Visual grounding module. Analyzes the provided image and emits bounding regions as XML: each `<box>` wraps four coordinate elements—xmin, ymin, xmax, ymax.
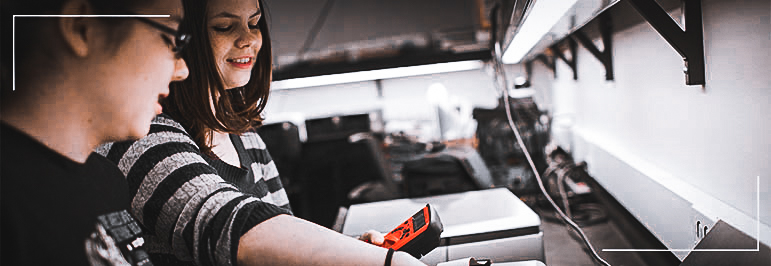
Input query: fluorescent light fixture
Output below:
<box><xmin>501</xmin><ymin>0</ymin><xmax>578</xmax><ymax>64</ymax></box>
<box><xmin>271</xmin><ymin>60</ymin><xmax>484</xmax><ymax>90</ymax></box>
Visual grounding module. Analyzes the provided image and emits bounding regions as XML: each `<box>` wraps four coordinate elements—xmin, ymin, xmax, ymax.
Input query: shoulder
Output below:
<box><xmin>150</xmin><ymin>113</ymin><xmax>189</xmax><ymax>135</ymax></box>
<box><xmin>238</xmin><ymin>129</ymin><xmax>267</xmax><ymax>150</ymax></box>
<box><xmin>95</xmin><ymin>114</ymin><xmax>200</xmax><ymax>167</ymax></box>
<box><xmin>141</xmin><ymin>114</ymin><xmax>196</xmax><ymax>146</ymax></box>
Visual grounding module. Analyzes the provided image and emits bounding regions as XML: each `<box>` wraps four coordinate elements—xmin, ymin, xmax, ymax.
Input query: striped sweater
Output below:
<box><xmin>96</xmin><ymin>114</ymin><xmax>292</xmax><ymax>266</ymax></box>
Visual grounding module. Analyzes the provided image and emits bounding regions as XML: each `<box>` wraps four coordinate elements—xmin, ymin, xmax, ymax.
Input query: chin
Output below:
<box><xmin>127</xmin><ymin>119</ymin><xmax>153</xmax><ymax>140</ymax></box>
<box><xmin>125</xmin><ymin>130</ymin><xmax>147</xmax><ymax>141</ymax></box>
<box><xmin>102</xmin><ymin>116</ymin><xmax>149</xmax><ymax>143</ymax></box>
<box><xmin>225</xmin><ymin>76</ymin><xmax>252</xmax><ymax>89</ymax></box>
<box><xmin>104</xmin><ymin>129</ymin><xmax>143</xmax><ymax>143</ymax></box>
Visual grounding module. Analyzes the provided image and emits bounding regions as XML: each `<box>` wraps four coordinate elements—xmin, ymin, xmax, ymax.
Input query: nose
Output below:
<box><xmin>235</xmin><ymin>26</ymin><xmax>261</xmax><ymax>49</ymax></box>
<box><xmin>172</xmin><ymin>57</ymin><xmax>189</xmax><ymax>81</ymax></box>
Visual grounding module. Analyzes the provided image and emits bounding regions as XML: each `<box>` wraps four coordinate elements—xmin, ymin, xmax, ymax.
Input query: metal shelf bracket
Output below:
<box><xmin>534</xmin><ymin>53</ymin><xmax>557</xmax><ymax>78</ymax></box>
<box><xmin>552</xmin><ymin>37</ymin><xmax>578</xmax><ymax>80</ymax></box>
<box><xmin>627</xmin><ymin>0</ymin><xmax>705</xmax><ymax>85</ymax></box>
<box><xmin>571</xmin><ymin>14</ymin><xmax>614</xmax><ymax>81</ymax></box>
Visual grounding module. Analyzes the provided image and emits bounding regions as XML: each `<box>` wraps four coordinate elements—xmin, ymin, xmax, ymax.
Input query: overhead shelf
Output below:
<box><xmin>519</xmin><ymin>0</ymin><xmax>705</xmax><ymax>86</ymax></box>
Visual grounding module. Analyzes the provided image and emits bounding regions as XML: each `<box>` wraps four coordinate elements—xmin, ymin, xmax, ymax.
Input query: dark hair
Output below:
<box><xmin>1</xmin><ymin>0</ymin><xmax>152</xmax><ymax>94</ymax></box>
<box><xmin>163</xmin><ymin>0</ymin><xmax>272</xmax><ymax>154</ymax></box>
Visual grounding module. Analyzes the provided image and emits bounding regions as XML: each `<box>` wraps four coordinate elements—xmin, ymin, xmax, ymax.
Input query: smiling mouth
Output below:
<box><xmin>226</xmin><ymin>57</ymin><xmax>254</xmax><ymax>65</ymax></box>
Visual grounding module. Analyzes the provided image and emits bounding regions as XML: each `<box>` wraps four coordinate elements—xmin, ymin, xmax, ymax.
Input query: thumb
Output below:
<box><xmin>360</xmin><ymin>229</ymin><xmax>386</xmax><ymax>245</ymax></box>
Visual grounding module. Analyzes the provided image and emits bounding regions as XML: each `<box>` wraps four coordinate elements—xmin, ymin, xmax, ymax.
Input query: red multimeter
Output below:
<box><xmin>376</xmin><ymin>204</ymin><xmax>443</xmax><ymax>258</ymax></box>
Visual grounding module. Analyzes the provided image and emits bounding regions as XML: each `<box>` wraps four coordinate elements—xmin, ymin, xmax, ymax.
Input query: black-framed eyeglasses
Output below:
<box><xmin>131</xmin><ymin>16</ymin><xmax>191</xmax><ymax>54</ymax></box>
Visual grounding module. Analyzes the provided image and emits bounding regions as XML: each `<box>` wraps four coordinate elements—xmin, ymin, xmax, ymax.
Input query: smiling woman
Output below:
<box><xmin>161</xmin><ymin>0</ymin><xmax>272</xmax><ymax>157</ymax></box>
<box><xmin>0</xmin><ymin>0</ymin><xmax>188</xmax><ymax>265</ymax></box>
<box><xmin>94</xmin><ymin>0</ymin><xmax>427</xmax><ymax>265</ymax></box>
<box><xmin>208</xmin><ymin>0</ymin><xmax>263</xmax><ymax>88</ymax></box>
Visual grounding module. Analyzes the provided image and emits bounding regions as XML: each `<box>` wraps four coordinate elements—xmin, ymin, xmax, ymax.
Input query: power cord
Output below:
<box><xmin>297</xmin><ymin>0</ymin><xmax>337</xmax><ymax>59</ymax></box>
<box><xmin>490</xmin><ymin>41</ymin><xmax>611</xmax><ymax>266</ymax></box>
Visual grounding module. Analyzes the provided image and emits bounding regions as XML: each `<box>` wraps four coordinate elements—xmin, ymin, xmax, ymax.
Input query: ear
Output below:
<box><xmin>58</xmin><ymin>0</ymin><xmax>95</xmax><ymax>57</ymax></box>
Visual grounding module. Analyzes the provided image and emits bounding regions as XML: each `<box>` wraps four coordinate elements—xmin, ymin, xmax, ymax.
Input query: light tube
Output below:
<box><xmin>501</xmin><ymin>0</ymin><xmax>578</xmax><ymax>64</ymax></box>
<box><xmin>271</xmin><ymin>60</ymin><xmax>484</xmax><ymax>90</ymax></box>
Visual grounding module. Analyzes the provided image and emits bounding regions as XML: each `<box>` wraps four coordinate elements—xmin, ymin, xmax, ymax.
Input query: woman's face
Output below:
<box><xmin>207</xmin><ymin>0</ymin><xmax>263</xmax><ymax>89</ymax></box>
<box><xmin>95</xmin><ymin>0</ymin><xmax>189</xmax><ymax>140</ymax></box>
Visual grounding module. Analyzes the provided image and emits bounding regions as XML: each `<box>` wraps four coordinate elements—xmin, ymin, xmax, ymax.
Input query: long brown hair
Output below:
<box><xmin>163</xmin><ymin>0</ymin><xmax>272</xmax><ymax>154</ymax></box>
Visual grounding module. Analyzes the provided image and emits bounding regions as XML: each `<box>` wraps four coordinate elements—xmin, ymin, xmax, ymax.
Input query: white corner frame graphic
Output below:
<box><xmin>603</xmin><ymin>176</ymin><xmax>762</xmax><ymax>252</ymax></box>
<box><xmin>12</xmin><ymin>14</ymin><xmax>171</xmax><ymax>91</ymax></box>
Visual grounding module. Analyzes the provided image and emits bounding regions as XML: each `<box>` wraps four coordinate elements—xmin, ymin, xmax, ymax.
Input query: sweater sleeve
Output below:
<box><xmin>238</xmin><ymin>130</ymin><xmax>292</xmax><ymax>211</ymax></box>
<box><xmin>95</xmin><ymin>114</ymin><xmax>291</xmax><ymax>266</ymax></box>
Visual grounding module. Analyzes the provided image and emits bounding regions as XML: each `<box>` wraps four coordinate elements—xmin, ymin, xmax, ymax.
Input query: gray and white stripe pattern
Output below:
<box><xmin>96</xmin><ymin>114</ymin><xmax>291</xmax><ymax>266</ymax></box>
<box><xmin>240</xmin><ymin>132</ymin><xmax>291</xmax><ymax>209</ymax></box>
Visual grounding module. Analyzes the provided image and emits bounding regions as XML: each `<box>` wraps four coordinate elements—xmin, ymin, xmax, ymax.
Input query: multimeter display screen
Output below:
<box><xmin>412</xmin><ymin>210</ymin><xmax>426</xmax><ymax>231</ymax></box>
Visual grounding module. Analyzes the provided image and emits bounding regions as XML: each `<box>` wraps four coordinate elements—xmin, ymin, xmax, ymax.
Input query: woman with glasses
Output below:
<box><xmin>96</xmin><ymin>0</ymin><xmax>426</xmax><ymax>265</ymax></box>
<box><xmin>0</xmin><ymin>0</ymin><xmax>188</xmax><ymax>265</ymax></box>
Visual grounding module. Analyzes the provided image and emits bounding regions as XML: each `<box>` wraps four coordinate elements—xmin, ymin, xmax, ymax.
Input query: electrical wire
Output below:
<box><xmin>297</xmin><ymin>0</ymin><xmax>336</xmax><ymax>58</ymax></box>
<box><xmin>557</xmin><ymin>167</ymin><xmax>572</xmax><ymax>218</ymax></box>
<box><xmin>559</xmin><ymin>161</ymin><xmax>582</xmax><ymax>218</ymax></box>
<box><xmin>490</xmin><ymin>42</ymin><xmax>611</xmax><ymax>266</ymax></box>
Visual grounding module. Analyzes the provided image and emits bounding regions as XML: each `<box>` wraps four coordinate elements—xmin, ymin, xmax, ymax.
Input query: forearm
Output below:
<box><xmin>237</xmin><ymin>214</ymin><xmax>426</xmax><ymax>266</ymax></box>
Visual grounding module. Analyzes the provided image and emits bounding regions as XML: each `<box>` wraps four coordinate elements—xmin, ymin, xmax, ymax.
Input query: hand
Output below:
<box><xmin>358</xmin><ymin>229</ymin><xmax>385</xmax><ymax>246</ymax></box>
<box><xmin>237</xmin><ymin>215</ymin><xmax>427</xmax><ymax>265</ymax></box>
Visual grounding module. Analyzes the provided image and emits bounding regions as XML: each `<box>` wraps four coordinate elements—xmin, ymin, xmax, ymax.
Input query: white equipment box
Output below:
<box><xmin>341</xmin><ymin>188</ymin><xmax>544</xmax><ymax>265</ymax></box>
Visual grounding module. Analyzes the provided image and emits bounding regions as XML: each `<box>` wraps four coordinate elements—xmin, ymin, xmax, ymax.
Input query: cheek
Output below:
<box><xmin>209</xmin><ymin>35</ymin><xmax>229</xmax><ymax>61</ymax></box>
<box><xmin>144</xmin><ymin>55</ymin><xmax>176</xmax><ymax>85</ymax></box>
<box><xmin>255</xmin><ymin>32</ymin><xmax>263</xmax><ymax>52</ymax></box>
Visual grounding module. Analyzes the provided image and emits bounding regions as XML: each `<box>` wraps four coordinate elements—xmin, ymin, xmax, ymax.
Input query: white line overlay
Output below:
<box><xmin>12</xmin><ymin>14</ymin><xmax>171</xmax><ymax>91</ymax></box>
<box><xmin>603</xmin><ymin>176</ymin><xmax>761</xmax><ymax>252</ymax></box>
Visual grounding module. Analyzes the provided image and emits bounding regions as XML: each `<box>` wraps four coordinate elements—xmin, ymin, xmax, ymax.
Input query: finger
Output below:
<box><xmin>364</xmin><ymin>229</ymin><xmax>385</xmax><ymax>245</ymax></box>
<box><xmin>357</xmin><ymin>233</ymin><xmax>371</xmax><ymax>243</ymax></box>
<box><xmin>358</xmin><ymin>231</ymin><xmax>373</xmax><ymax>242</ymax></box>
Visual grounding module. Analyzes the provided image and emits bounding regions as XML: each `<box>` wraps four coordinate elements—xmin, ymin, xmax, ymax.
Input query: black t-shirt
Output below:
<box><xmin>1</xmin><ymin>123</ymin><xmax>145</xmax><ymax>265</ymax></box>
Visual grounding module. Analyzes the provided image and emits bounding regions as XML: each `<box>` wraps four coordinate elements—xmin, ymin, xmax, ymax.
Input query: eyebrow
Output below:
<box><xmin>210</xmin><ymin>9</ymin><xmax>262</xmax><ymax>19</ymax></box>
